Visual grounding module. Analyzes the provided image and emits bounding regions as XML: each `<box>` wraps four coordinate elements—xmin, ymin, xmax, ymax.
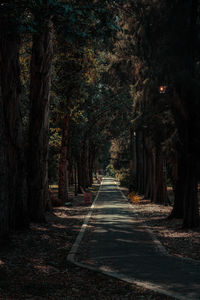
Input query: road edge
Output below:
<box><xmin>67</xmin><ymin>182</ymin><xmax>102</xmax><ymax>262</ymax></box>
<box><xmin>116</xmin><ymin>182</ymin><xmax>170</xmax><ymax>257</ymax></box>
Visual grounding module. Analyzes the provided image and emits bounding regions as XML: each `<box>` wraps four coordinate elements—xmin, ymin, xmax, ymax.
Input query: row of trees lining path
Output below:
<box><xmin>0</xmin><ymin>0</ymin><xmax>125</xmax><ymax>236</ymax></box>
<box><xmin>0</xmin><ymin>0</ymin><xmax>200</xmax><ymax>240</ymax></box>
<box><xmin>108</xmin><ymin>0</ymin><xmax>200</xmax><ymax>229</ymax></box>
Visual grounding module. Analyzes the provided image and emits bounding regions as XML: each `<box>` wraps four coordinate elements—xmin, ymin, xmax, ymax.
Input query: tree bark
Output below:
<box><xmin>80</xmin><ymin>143</ymin><xmax>87</xmax><ymax>188</ymax></box>
<box><xmin>170</xmin><ymin>1</ymin><xmax>200</xmax><ymax>227</ymax></box>
<box><xmin>0</xmin><ymin>32</ymin><xmax>28</xmax><ymax>235</ymax></box>
<box><xmin>182</xmin><ymin>157</ymin><xmax>199</xmax><ymax>227</ymax></box>
<box><xmin>144</xmin><ymin>139</ymin><xmax>153</xmax><ymax>200</ymax></box>
<box><xmin>171</xmin><ymin>89</ymin><xmax>200</xmax><ymax>227</ymax></box>
<box><xmin>28</xmin><ymin>16</ymin><xmax>53</xmax><ymax>222</ymax></box>
<box><xmin>0</xmin><ymin>73</ymin><xmax>9</xmax><ymax>238</ymax></box>
<box><xmin>143</xmin><ymin>141</ymin><xmax>148</xmax><ymax>198</ymax></box>
<box><xmin>152</xmin><ymin>148</ymin><xmax>168</xmax><ymax>204</ymax></box>
<box><xmin>74</xmin><ymin>163</ymin><xmax>78</xmax><ymax>196</ymax></box>
<box><xmin>58</xmin><ymin>114</ymin><xmax>70</xmax><ymax>203</ymax></box>
<box><xmin>168</xmin><ymin>153</ymin><xmax>184</xmax><ymax>219</ymax></box>
<box><xmin>88</xmin><ymin>144</ymin><xmax>96</xmax><ymax>186</ymax></box>
<box><xmin>79</xmin><ymin>138</ymin><xmax>89</xmax><ymax>189</ymax></box>
<box><xmin>85</xmin><ymin>139</ymin><xmax>90</xmax><ymax>187</ymax></box>
<box><xmin>136</xmin><ymin>131</ymin><xmax>144</xmax><ymax>194</ymax></box>
<box><xmin>77</xmin><ymin>158</ymin><xmax>82</xmax><ymax>192</ymax></box>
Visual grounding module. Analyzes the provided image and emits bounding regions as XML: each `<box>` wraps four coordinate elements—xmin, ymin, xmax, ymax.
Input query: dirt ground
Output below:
<box><xmin>0</xmin><ymin>181</ymin><xmax>190</xmax><ymax>300</ymax></box>
<box><xmin>120</xmin><ymin>186</ymin><xmax>200</xmax><ymax>261</ymax></box>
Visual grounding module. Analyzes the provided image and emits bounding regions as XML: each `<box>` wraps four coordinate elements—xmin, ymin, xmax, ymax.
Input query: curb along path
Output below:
<box><xmin>67</xmin><ymin>178</ymin><xmax>200</xmax><ymax>300</ymax></box>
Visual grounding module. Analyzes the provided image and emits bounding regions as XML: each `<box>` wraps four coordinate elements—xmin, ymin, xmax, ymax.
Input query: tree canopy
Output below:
<box><xmin>0</xmin><ymin>0</ymin><xmax>200</xmax><ymax>239</ymax></box>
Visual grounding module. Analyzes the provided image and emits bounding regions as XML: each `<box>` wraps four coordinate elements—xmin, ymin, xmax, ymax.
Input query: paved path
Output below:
<box><xmin>68</xmin><ymin>178</ymin><xmax>200</xmax><ymax>300</ymax></box>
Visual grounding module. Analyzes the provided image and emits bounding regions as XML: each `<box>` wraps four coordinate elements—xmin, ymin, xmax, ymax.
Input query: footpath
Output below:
<box><xmin>68</xmin><ymin>178</ymin><xmax>200</xmax><ymax>300</ymax></box>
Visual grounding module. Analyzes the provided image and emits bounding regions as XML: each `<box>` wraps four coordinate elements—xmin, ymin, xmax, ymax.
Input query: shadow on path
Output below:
<box><xmin>71</xmin><ymin>178</ymin><xmax>200</xmax><ymax>300</ymax></box>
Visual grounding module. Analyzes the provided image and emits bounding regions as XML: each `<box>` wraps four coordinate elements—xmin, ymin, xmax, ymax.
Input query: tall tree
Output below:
<box><xmin>118</xmin><ymin>0</ymin><xmax>200</xmax><ymax>227</ymax></box>
<box><xmin>0</xmin><ymin>2</ymin><xmax>28</xmax><ymax>237</ymax></box>
<box><xmin>27</xmin><ymin>1</ymin><xmax>53</xmax><ymax>222</ymax></box>
<box><xmin>170</xmin><ymin>0</ymin><xmax>200</xmax><ymax>227</ymax></box>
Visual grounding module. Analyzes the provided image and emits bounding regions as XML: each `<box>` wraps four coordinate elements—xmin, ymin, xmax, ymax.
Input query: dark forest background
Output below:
<box><xmin>0</xmin><ymin>0</ymin><xmax>200</xmax><ymax>244</ymax></box>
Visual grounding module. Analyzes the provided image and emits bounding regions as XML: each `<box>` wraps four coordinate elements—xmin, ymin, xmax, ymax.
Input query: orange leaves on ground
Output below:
<box><xmin>128</xmin><ymin>192</ymin><xmax>140</xmax><ymax>203</ymax></box>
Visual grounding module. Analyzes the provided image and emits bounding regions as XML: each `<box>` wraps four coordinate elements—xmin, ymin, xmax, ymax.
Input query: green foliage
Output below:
<box><xmin>105</xmin><ymin>164</ymin><xmax>116</xmax><ymax>177</ymax></box>
<box><xmin>118</xmin><ymin>171</ymin><xmax>130</xmax><ymax>187</ymax></box>
<box><xmin>117</xmin><ymin>169</ymin><xmax>136</xmax><ymax>188</ymax></box>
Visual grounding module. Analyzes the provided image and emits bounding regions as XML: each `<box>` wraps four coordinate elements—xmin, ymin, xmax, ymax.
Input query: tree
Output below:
<box><xmin>0</xmin><ymin>1</ymin><xmax>29</xmax><ymax>237</ymax></box>
<box><xmin>27</xmin><ymin>1</ymin><xmax>53</xmax><ymax>222</ymax></box>
<box><xmin>167</xmin><ymin>0</ymin><xmax>200</xmax><ymax>227</ymax></box>
<box><xmin>115</xmin><ymin>0</ymin><xmax>200</xmax><ymax>227</ymax></box>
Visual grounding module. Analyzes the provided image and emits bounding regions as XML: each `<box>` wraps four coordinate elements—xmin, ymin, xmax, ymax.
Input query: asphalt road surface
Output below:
<box><xmin>73</xmin><ymin>178</ymin><xmax>200</xmax><ymax>300</ymax></box>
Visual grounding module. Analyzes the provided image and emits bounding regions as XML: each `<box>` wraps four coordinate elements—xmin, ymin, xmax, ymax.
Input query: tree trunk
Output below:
<box><xmin>28</xmin><ymin>16</ymin><xmax>53</xmax><ymax>222</ymax></box>
<box><xmin>0</xmin><ymin>74</ymin><xmax>9</xmax><ymax>238</ymax></box>
<box><xmin>152</xmin><ymin>148</ymin><xmax>168</xmax><ymax>204</ymax></box>
<box><xmin>182</xmin><ymin>157</ymin><xmax>199</xmax><ymax>228</ymax></box>
<box><xmin>129</xmin><ymin>128</ymin><xmax>136</xmax><ymax>190</ymax></box>
<box><xmin>58</xmin><ymin>114</ymin><xmax>70</xmax><ymax>203</ymax></box>
<box><xmin>144</xmin><ymin>139</ymin><xmax>153</xmax><ymax>200</ymax></box>
<box><xmin>170</xmin><ymin>119</ymin><xmax>200</xmax><ymax>226</ymax></box>
<box><xmin>136</xmin><ymin>131</ymin><xmax>144</xmax><ymax>194</ymax></box>
<box><xmin>68</xmin><ymin>163</ymin><xmax>73</xmax><ymax>186</ymax></box>
<box><xmin>143</xmin><ymin>141</ymin><xmax>148</xmax><ymax>198</ymax></box>
<box><xmin>149</xmin><ymin>154</ymin><xmax>154</xmax><ymax>201</ymax></box>
<box><xmin>81</xmin><ymin>147</ymin><xmax>87</xmax><ymax>189</ymax></box>
<box><xmin>88</xmin><ymin>145</ymin><xmax>96</xmax><ymax>186</ymax></box>
<box><xmin>0</xmin><ymin>33</ymin><xmax>28</xmax><ymax>235</ymax></box>
<box><xmin>74</xmin><ymin>164</ymin><xmax>78</xmax><ymax>196</ymax></box>
<box><xmin>171</xmin><ymin>91</ymin><xmax>200</xmax><ymax>227</ymax></box>
<box><xmin>77</xmin><ymin>158</ymin><xmax>82</xmax><ymax>192</ymax></box>
<box><xmin>168</xmin><ymin>153</ymin><xmax>184</xmax><ymax>219</ymax></box>
<box><xmin>129</xmin><ymin>128</ymin><xmax>135</xmax><ymax>167</ymax></box>
<box><xmin>80</xmin><ymin>139</ymin><xmax>89</xmax><ymax>189</ymax></box>
<box><xmin>85</xmin><ymin>139</ymin><xmax>90</xmax><ymax>187</ymax></box>
<box><xmin>169</xmin><ymin>1</ymin><xmax>200</xmax><ymax>227</ymax></box>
